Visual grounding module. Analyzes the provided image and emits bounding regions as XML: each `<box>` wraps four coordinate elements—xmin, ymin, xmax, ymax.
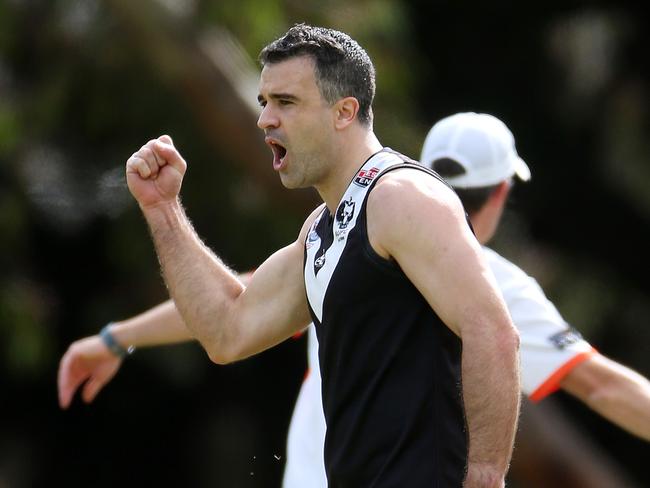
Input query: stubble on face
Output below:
<box><xmin>258</xmin><ymin>56</ymin><xmax>335</xmax><ymax>190</ymax></box>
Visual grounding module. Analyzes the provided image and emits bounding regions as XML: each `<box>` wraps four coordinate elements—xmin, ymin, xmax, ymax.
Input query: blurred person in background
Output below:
<box><xmin>59</xmin><ymin>25</ymin><xmax>521</xmax><ymax>488</ymax></box>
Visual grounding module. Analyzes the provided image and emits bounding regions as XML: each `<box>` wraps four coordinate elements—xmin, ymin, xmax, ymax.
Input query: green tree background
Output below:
<box><xmin>0</xmin><ymin>1</ymin><xmax>648</xmax><ymax>486</ymax></box>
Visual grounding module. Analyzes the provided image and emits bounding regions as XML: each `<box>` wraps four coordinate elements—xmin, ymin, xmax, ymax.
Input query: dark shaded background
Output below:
<box><xmin>1</xmin><ymin>1</ymin><xmax>648</xmax><ymax>486</ymax></box>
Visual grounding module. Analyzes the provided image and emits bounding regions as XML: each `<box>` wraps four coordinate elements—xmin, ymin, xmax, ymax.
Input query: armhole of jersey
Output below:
<box><xmin>528</xmin><ymin>347</ymin><xmax>598</xmax><ymax>403</ymax></box>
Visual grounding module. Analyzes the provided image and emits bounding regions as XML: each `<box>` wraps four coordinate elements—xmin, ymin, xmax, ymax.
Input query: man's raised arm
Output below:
<box><xmin>125</xmin><ymin>135</ymin><xmax>313</xmax><ymax>364</ymax></box>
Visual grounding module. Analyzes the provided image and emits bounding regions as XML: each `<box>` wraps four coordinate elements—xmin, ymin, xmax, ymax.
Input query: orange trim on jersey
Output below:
<box><xmin>529</xmin><ymin>347</ymin><xmax>597</xmax><ymax>403</ymax></box>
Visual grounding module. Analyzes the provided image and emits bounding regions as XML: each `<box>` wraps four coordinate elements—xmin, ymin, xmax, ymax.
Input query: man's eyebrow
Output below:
<box><xmin>258</xmin><ymin>93</ymin><xmax>299</xmax><ymax>103</ymax></box>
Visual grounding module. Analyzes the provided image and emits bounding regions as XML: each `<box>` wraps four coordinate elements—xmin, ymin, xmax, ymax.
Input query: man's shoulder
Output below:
<box><xmin>366</xmin><ymin>168</ymin><xmax>468</xmax><ymax>259</ymax></box>
<box><xmin>370</xmin><ymin>165</ymin><xmax>458</xmax><ymax>207</ymax></box>
<box><xmin>368</xmin><ymin>172</ymin><xmax>461</xmax><ymax>244</ymax></box>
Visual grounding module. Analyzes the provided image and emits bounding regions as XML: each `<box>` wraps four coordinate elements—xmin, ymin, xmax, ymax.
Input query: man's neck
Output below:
<box><xmin>317</xmin><ymin>130</ymin><xmax>383</xmax><ymax>213</ymax></box>
<box><xmin>467</xmin><ymin>211</ymin><xmax>491</xmax><ymax>246</ymax></box>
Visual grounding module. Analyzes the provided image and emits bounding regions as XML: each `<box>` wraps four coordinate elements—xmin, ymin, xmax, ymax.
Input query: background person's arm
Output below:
<box><xmin>368</xmin><ymin>170</ymin><xmax>521</xmax><ymax>488</ymax></box>
<box><xmin>57</xmin><ymin>272</ymin><xmax>257</xmax><ymax>409</ymax></box>
<box><xmin>487</xmin><ymin>249</ymin><xmax>650</xmax><ymax>442</ymax></box>
<box><xmin>560</xmin><ymin>352</ymin><xmax>650</xmax><ymax>441</ymax></box>
<box><xmin>57</xmin><ymin>299</ymin><xmax>189</xmax><ymax>409</ymax></box>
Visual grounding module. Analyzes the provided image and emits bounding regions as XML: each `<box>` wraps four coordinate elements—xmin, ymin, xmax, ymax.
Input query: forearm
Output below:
<box><xmin>142</xmin><ymin>200</ymin><xmax>245</xmax><ymax>363</ymax></box>
<box><xmin>462</xmin><ymin>326</ymin><xmax>521</xmax><ymax>483</ymax></box>
<box><xmin>562</xmin><ymin>354</ymin><xmax>650</xmax><ymax>441</ymax></box>
<box><xmin>110</xmin><ymin>299</ymin><xmax>194</xmax><ymax>349</ymax></box>
<box><xmin>590</xmin><ymin>379</ymin><xmax>650</xmax><ymax>441</ymax></box>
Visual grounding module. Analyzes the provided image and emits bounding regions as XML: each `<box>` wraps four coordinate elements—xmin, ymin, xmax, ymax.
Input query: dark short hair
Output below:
<box><xmin>431</xmin><ymin>158</ymin><xmax>500</xmax><ymax>215</ymax></box>
<box><xmin>259</xmin><ymin>23</ymin><xmax>376</xmax><ymax>126</ymax></box>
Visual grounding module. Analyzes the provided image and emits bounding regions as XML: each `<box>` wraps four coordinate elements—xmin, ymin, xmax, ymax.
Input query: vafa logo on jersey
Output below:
<box><xmin>306</xmin><ymin>228</ymin><xmax>319</xmax><ymax>250</ymax></box>
<box><xmin>305</xmin><ymin>212</ymin><xmax>324</xmax><ymax>250</ymax></box>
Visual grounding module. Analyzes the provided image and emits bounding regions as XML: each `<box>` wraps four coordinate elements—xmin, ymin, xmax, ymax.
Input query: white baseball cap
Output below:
<box><xmin>420</xmin><ymin>112</ymin><xmax>531</xmax><ymax>188</ymax></box>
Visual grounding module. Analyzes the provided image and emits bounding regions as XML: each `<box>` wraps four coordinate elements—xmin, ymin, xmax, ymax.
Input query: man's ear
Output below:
<box><xmin>334</xmin><ymin>97</ymin><xmax>360</xmax><ymax>129</ymax></box>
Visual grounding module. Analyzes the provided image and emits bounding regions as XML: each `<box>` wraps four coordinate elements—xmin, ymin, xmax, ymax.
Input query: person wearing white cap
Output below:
<box><xmin>280</xmin><ymin>112</ymin><xmax>650</xmax><ymax>488</ymax></box>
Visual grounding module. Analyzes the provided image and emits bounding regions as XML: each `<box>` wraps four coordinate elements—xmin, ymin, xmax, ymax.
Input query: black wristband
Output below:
<box><xmin>100</xmin><ymin>324</ymin><xmax>135</xmax><ymax>359</ymax></box>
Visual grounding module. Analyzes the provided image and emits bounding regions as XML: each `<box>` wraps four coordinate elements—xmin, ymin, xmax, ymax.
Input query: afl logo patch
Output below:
<box><xmin>353</xmin><ymin>166</ymin><xmax>380</xmax><ymax>187</ymax></box>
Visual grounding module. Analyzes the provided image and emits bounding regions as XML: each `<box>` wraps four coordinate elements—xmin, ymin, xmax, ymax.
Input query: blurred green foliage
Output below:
<box><xmin>0</xmin><ymin>0</ymin><xmax>648</xmax><ymax>487</ymax></box>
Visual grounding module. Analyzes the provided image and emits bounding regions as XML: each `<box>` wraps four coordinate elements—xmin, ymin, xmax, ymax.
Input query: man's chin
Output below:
<box><xmin>279</xmin><ymin>173</ymin><xmax>305</xmax><ymax>190</ymax></box>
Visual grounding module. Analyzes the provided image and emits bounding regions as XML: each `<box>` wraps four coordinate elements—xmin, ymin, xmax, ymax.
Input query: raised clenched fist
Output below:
<box><xmin>126</xmin><ymin>135</ymin><xmax>187</xmax><ymax>209</ymax></box>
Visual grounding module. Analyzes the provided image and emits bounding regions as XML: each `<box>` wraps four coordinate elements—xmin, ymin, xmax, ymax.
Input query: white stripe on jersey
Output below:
<box><xmin>304</xmin><ymin>151</ymin><xmax>403</xmax><ymax>322</ymax></box>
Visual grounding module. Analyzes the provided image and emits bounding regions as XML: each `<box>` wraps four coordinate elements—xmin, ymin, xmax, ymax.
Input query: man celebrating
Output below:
<box><xmin>115</xmin><ymin>25</ymin><xmax>519</xmax><ymax>486</ymax></box>
<box><xmin>59</xmin><ymin>26</ymin><xmax>520</xmax><ymax>486</ymax></box>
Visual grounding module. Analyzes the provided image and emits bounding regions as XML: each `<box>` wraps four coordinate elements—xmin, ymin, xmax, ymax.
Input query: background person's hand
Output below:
<box><xmin>57</xmin><ymin>335</ymin><xmax>123</xmax><ymax>409</ymax></box>
<box><xmin>126</xmin><ymin>135</ymin><xmax>187</xmax><ymax>209</ymax></box>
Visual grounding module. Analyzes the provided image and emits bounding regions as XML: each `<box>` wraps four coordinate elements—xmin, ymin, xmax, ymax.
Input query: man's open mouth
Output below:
<box><xmin>270</xmin><ymin>141</ymin><xmax>287</xmax><ymax>168</ymax></box>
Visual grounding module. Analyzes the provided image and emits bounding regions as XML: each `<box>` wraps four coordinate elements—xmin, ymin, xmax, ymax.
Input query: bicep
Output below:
<box><xmin>228</xmin><ymin>208</ymin><xmax>323</xmax><ymax>360</ymax></box>
<box><xmin>371</xmin><ymin>178</ymin><xmax>510</xmax><ymax>337</ymax></box>
<box><xmin>228</xmin><ymin>241</ymin><xmax>311</xmax><ymax>359</ymax></box>
<box><xmin>403</xmin><ymin>216</ymin><xmax>502</xmax><ymax>337</ymax></box>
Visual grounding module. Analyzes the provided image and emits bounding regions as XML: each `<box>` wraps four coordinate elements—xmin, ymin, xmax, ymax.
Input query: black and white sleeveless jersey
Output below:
<box><xmin>304</xmin><ymin>148</ymin><xmax>468</xmax><ymax>487</ymax></box>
